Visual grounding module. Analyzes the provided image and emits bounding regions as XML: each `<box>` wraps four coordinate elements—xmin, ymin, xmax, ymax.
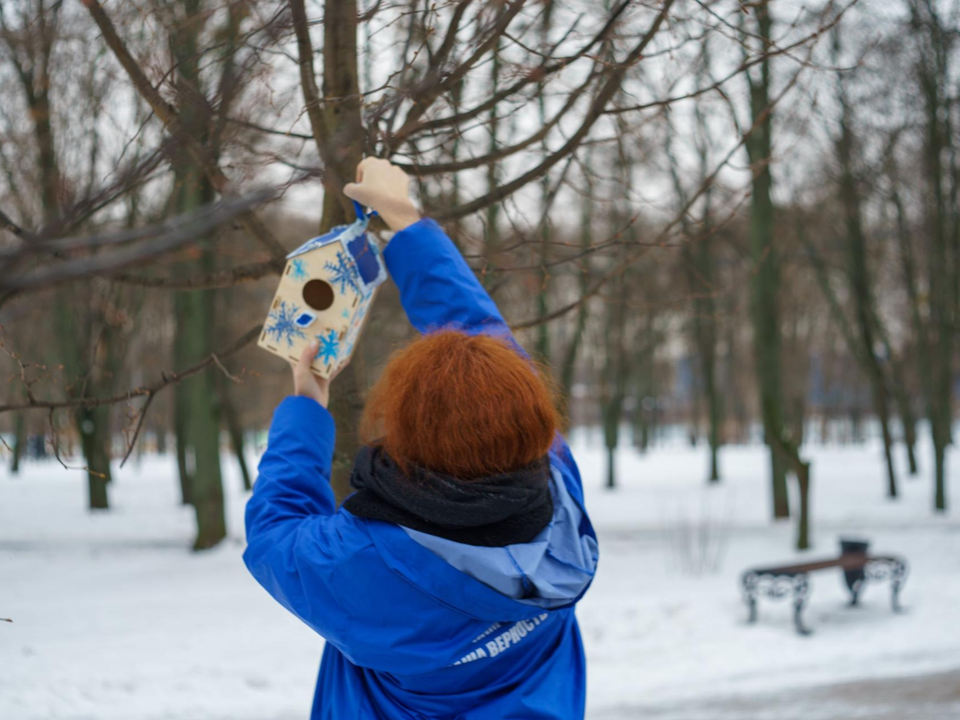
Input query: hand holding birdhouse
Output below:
<box><xmin>292</xmin><ymin>340</ymin><xmax>331</xmax><ymax>407</ymax></box>
<box><xmin>344</xmin><ymin>157</ymin><xmax>421</xmax><ymax>232</ymax></box>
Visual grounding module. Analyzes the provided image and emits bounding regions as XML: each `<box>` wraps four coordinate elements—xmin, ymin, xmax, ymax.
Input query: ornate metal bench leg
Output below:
<box><xmin>742</xmin><ymin>572</ymin><xmax>759</xmax><ymax>624</ymax></box>
<box><xmin>865</xmin><ymin>558</ymin><xmax>908</xmax><ymax>613</ymax></box>
<box><xmin>890</xmin><ymin>559</ymin><xmax>907</xmax><ymax>613</ymax></box>
<box><xmin>793</xmin><ymin>575</ymin><xmax>812</xmax><ymax>636</ymax></box>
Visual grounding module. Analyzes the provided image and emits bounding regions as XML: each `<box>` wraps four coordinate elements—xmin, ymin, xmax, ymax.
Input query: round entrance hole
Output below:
<box><xmin>303</xmin><ymin>279</ymin><xmax>335</xmax><ymax>311</ymax></box>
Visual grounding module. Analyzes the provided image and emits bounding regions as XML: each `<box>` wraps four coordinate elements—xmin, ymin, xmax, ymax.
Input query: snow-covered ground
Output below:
<box><xmin>1</xmin><ymin>432</ymin><xmax>959</xmax><ymax>719</ymax></box>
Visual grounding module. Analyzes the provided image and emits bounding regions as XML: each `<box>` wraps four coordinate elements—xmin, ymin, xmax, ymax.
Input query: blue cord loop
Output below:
<box><xmin>351</xmin><ymin>200</ymin><xmax>378</xmax><ymax>221</ymax></box>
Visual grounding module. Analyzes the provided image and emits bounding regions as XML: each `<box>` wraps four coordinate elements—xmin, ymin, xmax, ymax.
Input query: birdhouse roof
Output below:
<box><xmin>287</xmin><ymin>215</ymin><xmax>370</xmax><ymax>259</ymax></box>
<box><xmin>286</xmin><ymin>211</ymin><xmax>387</xmax><ymax>292</ymax></box>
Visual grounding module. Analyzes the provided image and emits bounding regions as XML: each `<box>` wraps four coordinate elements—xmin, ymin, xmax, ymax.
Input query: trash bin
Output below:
<box><xmin>840</xmin><ymin>537</ymin><xmax>870</xmax><ymax>604</ymax></box>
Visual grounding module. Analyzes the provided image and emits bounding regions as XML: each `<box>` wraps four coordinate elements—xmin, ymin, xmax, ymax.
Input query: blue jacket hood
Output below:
<box><xmin>401</xmin><ymin>462</ymin><xmax>598</xmax><ymax>610</ymax></box>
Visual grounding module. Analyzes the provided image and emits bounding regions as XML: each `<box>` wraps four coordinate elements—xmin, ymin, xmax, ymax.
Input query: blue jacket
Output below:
<box><xmin>244</xmin><ymin>218</ymin><xmax>599</xmax><ymax>719</ymax></box>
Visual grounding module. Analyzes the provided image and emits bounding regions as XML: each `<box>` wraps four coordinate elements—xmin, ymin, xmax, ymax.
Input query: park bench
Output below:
<box><xmin>740</xmin><ymin>539</ymin><xmax>908</xmax><ymax>635</ymax></box>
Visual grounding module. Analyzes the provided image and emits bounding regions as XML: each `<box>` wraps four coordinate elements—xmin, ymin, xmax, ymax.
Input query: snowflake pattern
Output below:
<box><xmin>290</xmin><ymin>258</ymin><xmax>309</xmax><ymax>281</ymax></box>
<box><xmin>265</xmin><ymin>301</ymin><xmax>308</xmax><ymax>347</ymax></box>
<box><xmin>324</xmin><ymin>251</ymin><xmax>360</xmax><ymax>295</ymax></box>
<box><xmin>315</xmin><ymin>329</ymin><xmax>340</xmax><ymax>364</ymax></box>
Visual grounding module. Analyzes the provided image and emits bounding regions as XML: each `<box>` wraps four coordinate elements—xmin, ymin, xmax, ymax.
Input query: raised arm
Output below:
<box><xmin>243</xmin><ymin>346</ymin><xmax>343</xmax><ymax>640</ymax></box>
<box><xmin>244</xmin><ymin>395</ymin><xmax>336</xmax><ymax>533</ymax></box>
<box><xmin>382</xmin><ymin>218</ymin><xmax>510</xmax><ymax>338</ymax></box>
<box><xmin>345</xmin><ymin>157</ymin><xmax>511</xmax><ymax>340</ymax></box>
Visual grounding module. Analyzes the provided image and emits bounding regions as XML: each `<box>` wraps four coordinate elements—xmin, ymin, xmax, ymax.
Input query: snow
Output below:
<box><xmin>1</xmin><ymin>432</ymin><xmax>959</xmax><ymax>719</ymax></box>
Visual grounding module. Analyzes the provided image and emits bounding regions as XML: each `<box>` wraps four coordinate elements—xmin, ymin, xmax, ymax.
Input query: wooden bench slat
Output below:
<box><xmin>746</xmin><ymin>554</ymin><xmax>901</xmax><ymax>576</ymax></box>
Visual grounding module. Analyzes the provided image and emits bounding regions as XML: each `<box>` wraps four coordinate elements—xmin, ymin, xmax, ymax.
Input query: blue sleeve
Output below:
<box><xmin>383</xmin><ymin>217</ymin><xmax>512</xmax><ymax>340</ymax></box>
<box><xmin>242</xmin><ymin>396</ymin><xmax>355</xmax><ymax>643</ymax></box>
<box><xmin>245</xmin><ymin>396</ymin><xmax>337</xmax><ymax>523</ymax></box>
<box><xmin>383</xmin><ymin>217</ymin><xmax>584</xmax><ymax>496</ymax></box>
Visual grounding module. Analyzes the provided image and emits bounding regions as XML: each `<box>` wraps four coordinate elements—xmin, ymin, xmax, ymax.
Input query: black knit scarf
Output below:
<box><xmin>342</xmin><ymin>445</ymin><xmax>554</xmax><ymax>547</ymax></box>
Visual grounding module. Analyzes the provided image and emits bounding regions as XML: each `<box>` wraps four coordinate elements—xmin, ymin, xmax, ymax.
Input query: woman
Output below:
<box><xmin>244</xmin><ymin>158</ymin><xmax>599</xmax><ymax>719</ymax></box>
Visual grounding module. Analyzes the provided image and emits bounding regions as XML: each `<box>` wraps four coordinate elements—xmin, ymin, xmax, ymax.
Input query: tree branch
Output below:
<box><xmin>0</xmin><ymin>325</ymin><xmax>262</xmax><ymax>414</ymax></box>
<box><xmin>0</xmin><ymin>208</ymin><xmax>25</xmax><ymax>237</ymax></box>
<box><xmin>433</xmin><ymin>0</ymin><xmax>676</xmax><ymax>220</ymax></box>
<box><xmin>82</xmin><ymin>0</ymin><xmax>288</xmax><ymax>263</ymax></box>
<box><xmin>289</xmin><ymin>0</ymin><xmax>330</xmax><ymax>153</ymax></box>
<box><xmin>388</xmin><ymin>0</ymin><xmax>522</xmax><ymax>145</ymax></box>
<box><xmin>388</xmin><ymin>0</ymin><xmax>631</xmax><ymax>144</ymax></box>
<box><xmin>109</xmin><ymin>258</ymin><xmax>278</xmax><ymax>290</ymax></box>
<box><xmin>0</xmin><ymin>189</ymin><xmax>277</xmax><ymax>295</ymax></box>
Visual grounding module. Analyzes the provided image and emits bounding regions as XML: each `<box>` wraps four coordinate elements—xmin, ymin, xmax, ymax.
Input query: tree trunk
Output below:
<box><xmin>601</xmin><ymin>286</ymin><xmax>627</xmax><ymax>489</ymax></box>
<box><xmin>314</xmin><ymin>0</ymin><xmax>366</xmax><ymax>503</ymax></box>
<box><xmin>155</xmin><ymin>423</ymin><xmax>168</xmax><ymax>455</ymax></box>
<box><xmin>795</xmin><ymin>457</ymin><xmax>811</xmax><ymax>551</ymax></box>
<box><xmin>534</xmin><ymin>5</ymin><xmax>554</xmax><ymax>363</ymax></box>
<box><xmin>934</xmin><ymin>432</ymin><xmax>947</xmax><ymax>511</ymax></box>
<box><xmin>604</xmin><ymin>444</ymin><xmax>616</xmax><ymax>489</ymax></box>
<box><xmin>559</xmin><ymin>146</ymin><xmax>594</xmax><ymax>401</ymax></box>
<box><xmin>601</xmin><ymin>372</ymin><xmax>624</xmax><ymax>490</ymax></box>
<box><xmin>631</xmin><ymin>319</ymin><xmax>657</xmax><ymax>453</ymax></box>
<box><xmin>53</xmin><ymin>296</ymin><xmax>114</xmax><ymax>508</ymax></box>
<box><xmin>888</xmin><ymin>356</ymin><xmax>919</xmax><ymax>476</ymax></box>
<box><xmin>913</xmin><ymin>0</ymin><xmax>953</xmax><ymax>512</ymax></box>
<box><xmin>173</xmin><ymin>400</ymin><xmax>193</xmax><ymax>502</ymax></box>
<box><xmin>744</xmin><ymin>0</ymin><xmax>790</xmax><ymax>519</ymax></box>
<box><xmin>725</xmin><ymin>312</ymin><xmax>748</xmax><ymax>444</ymax></box>
<box><xmin>891</xmin><ymin>176</ymin><xmax>931</xmax><ymax>480</ymax></box>
<box><xmin>695</xmin><ymin>44</ymin><xmax>722</xmax><ymax>481</ymax></box>
<box><xmin>12</xmin><ymin>2</ymin><xmax>112</xmax><ymax>507</ymax></box>
<box><xmin>832</xmin><ymin>30</ymin><xmax>897</xmax><ymax>498</ymax></box>
<box><xmin>78</xmin><ymin>405</ymin><xmax>110</xmax><ymax>510</ymax></box>
<box><xmin>176</xmin><ymin>272</ymin><xmax>225</xmax><ymax>548</ymax></box>
<box><xmin>170</xmin><ymin>1</ymin><xmax>226</xmax><ymax>548</ymax></box>
<box><xmin>173</xmin><ymin>295</ymin><xmax>194</xmax><ymax>506</ymax></box>
<box><xmin>10</xmin><ymin>411</ymin><xmax>26</xmax><ymax>474</ymax></box>
<box><xmin>688</xmin><ymin>357</ymin><xmax>702</xmax><ymax>448</ymax></box>
<box><xmin>447</xmin><ymin>77</ymin><xmax>466</xmax><ymax>248</ymax></box>
<box><xmin>174</xmin><ymin>193</ymin><xmax>225</xmax><ymax>548</ymax></box>
<box><xmin>602</xmin><ymin>136</ymin><xmax>632</xmax><ymax>490</ymax></box>
<box><xmin>665</xmin><ymin>79</ymin><xmax>723</xmax><ymax>481</ymax></box>
<box><xmin>218</xmin><ymin>374</ymin><xmax>251</xmax><ymax>491</ymax></box>
<box><xmin>687</xmin><ymin>232</ymin><xmax>722</xmax><ymax>482</ymax></box>
<box><xmin>186</xmin><ymin>365</ymin><xmax>226</xmax><ymax>550</ymax></box>
<box><xmin>872</xmin><ymin>305</ymin><xmax>919</xmax><ymax>477</ymax></box>
<box><xmin>483</xmin><ymin>41</ymin><xmax>502</xmax><ymax>284</ymax></box>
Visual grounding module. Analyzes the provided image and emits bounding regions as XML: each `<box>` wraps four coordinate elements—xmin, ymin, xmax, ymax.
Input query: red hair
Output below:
<box><xmin>360</xmin><ymin>330</ymin><xmax>560</xmax><ymax>478</ymax></box>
